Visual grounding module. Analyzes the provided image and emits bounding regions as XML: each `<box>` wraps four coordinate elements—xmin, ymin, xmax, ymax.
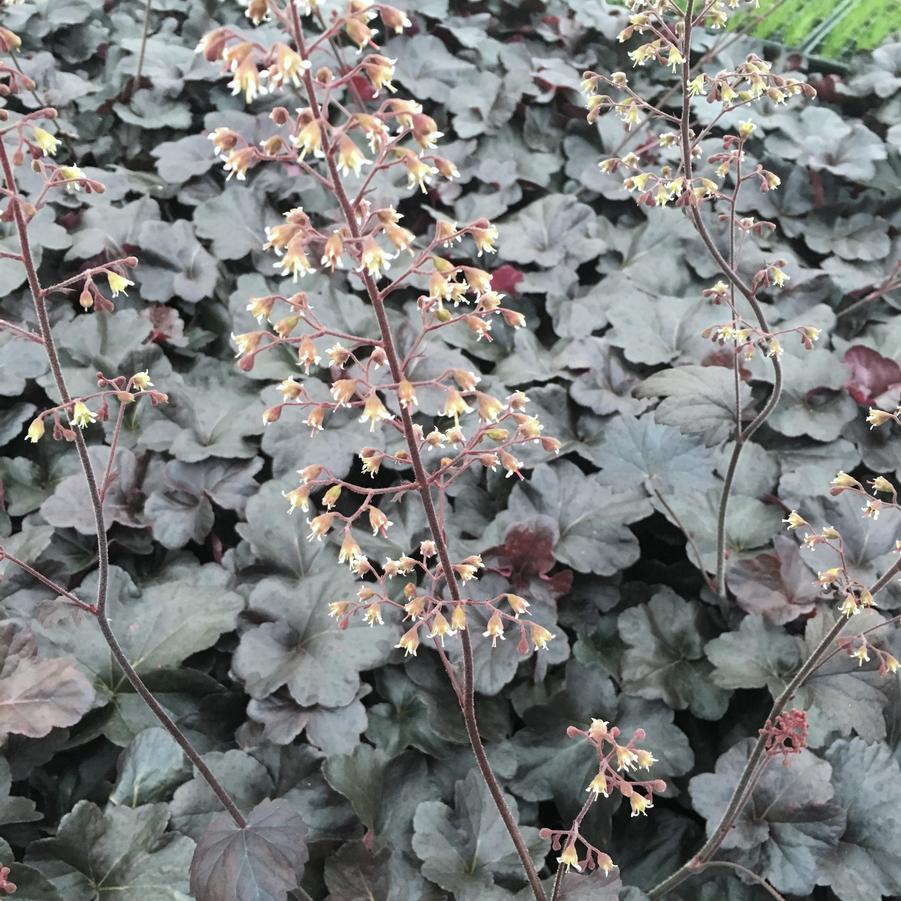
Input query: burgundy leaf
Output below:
<box><xmin>484</xmin><ymin>516</ymin><xmax>573</xmax><ymax>598</ymax></box>
<box><xmin>843</xmin><ymin>345</ymin><xmax>901</xmax><ymax>407</ymax></box>
<box><xmin>490</xmin><ymin>263</ymin><xmax>524</xmax><ymax>297</ymax></box>
<box><xmin>727</xmin><ymin>536</ymin><xmax>820</xmax><ymax>625</ymax></box>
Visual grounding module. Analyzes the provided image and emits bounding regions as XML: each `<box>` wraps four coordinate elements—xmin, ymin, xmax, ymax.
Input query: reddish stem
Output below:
<box><xmin>287</xmin><ymin>9</ymin><xmax>546</xmax><ymax>900</ymax></box>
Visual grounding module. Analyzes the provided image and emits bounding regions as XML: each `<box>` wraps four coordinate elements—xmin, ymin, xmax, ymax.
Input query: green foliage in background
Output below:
<box><xmin>746</xmin><ymin>0</ymin><xmax>899</xmax><ymax>57</ymax></box>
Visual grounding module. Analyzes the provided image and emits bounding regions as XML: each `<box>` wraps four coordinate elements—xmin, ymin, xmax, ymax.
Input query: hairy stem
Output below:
<box><xmin>0</xmin><ymin>140</ymin><xmax>246</xmax><ymax>831</ymax></box>
<box><xmin>649</xmin><ymin>557</ymin><xmax>901</xmax><ymax>898</ymax></box>
<box><xmin>716</xmin><ymin>148</ymin><xmax>744</xmax><ymax>601</ymax></box>
<box><xmin>288</xmin><ymin>10</ymin><xmax>546</xmax><ymax>900</ymax></box>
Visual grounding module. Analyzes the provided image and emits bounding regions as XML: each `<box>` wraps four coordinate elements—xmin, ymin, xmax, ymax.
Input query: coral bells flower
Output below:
<box><xmin>499</xmin><ymin>450</ymin><xmax>524</xmax><ymax>479</ymax></box>
<box><xmin>223</xmin><ymin>147</ymin><xmax>257</xmax><ymax>181</ymax></box>
<box><xmin>359</xmin><ymin>392</ymin><xmax>393</xmax><ymax>430</ymax></box>
<box><xmin>338</xmin><ymin>530</ymin><xmax>364</xmax><ymax>567</ymax></box>
<box><xmin>831</xmin><ymin>471</ymin><xmax>862</xmax><ymax>492</ymax></box>
<box><xmin>368</xmin><ymin>506</ymin><xmax>393</xmax><ymax>536</ymax></box>
<box><xmin>454</xmin><ymin>555</ymin><xmax>483</xmax><ymax>581</ymax></box>
<box><xmin>557</xmin><ymin>843</ymin><xmax>581</xmax><ymax>873</ymax></box>
<box><xmin>70</xmin><ymin>401</ymin><xmax>96</xmax><ymax>429</ymax></box>
<box><xmin>450</xmin><ymin>605</ymin><xmax>467</xmax><ymax>632</ymax></box>
<box><xmin>229</xmin><ymin>58</ymin><xmax>268</xmax><ymax>103</ymax></box>
<box><xmin>440</xmin><ymin>388</ymin><xmax>473</xmax><ymax>421</ymax></box>
<box><xmin>360</xmin><ymin>448</ymin><xmax>384</xmax><ymax>477</ymax></box>
<box><xmin>306</xmin><ymin>512</ymin><xmax>336</xmax><ymax>541</ymax></box>
<box><xmin>283</xmin><ymin>485</ymin><xmax>311</xmax><ymax>514</ymax></box>
<box><xmin>26</xmin><ymin>417</ymin><xmax>45</xmax><ymax>443</ymax></box>
<box><xmin>269</xmin><ymin>42</ymin><xmax>310</xmax><ymax>88</ymax></box>
<box><xmin>782</xmin><ymin>510</ymin><xmax>807</xmax><ymax>530</ymax></box>
<box><xmin>362</xmin><ymin>55</ymin><xmax>397</xmax><ymax>95</ymax></box>
<box><xmin>32</xmin><ymin>126</ymin><xmax>61</xmax><ymax>157</ymax></box>
<box><xmin>132</xmin><ymin>370</ymin><xmax>153</xmax><ymax>391</ymax></box>
<box><xmin>400</xmin><ymin>151</ymin><xmax>439</xmax><ymax>192</ymax></box>
<box><xmin>629</xmin><ymin>793</ymin><xmax>653</xmax><ymax>817</ymax></box>
<box><xmin>470</xmin><ymin>221</ymin><xmax>498</xmax><ymax>256</ymax></box>
<box><xmin>482</xmin><ymin>611</ymin><xmax>505</xmax><ymax>647</ymax></box>
<box><xmin>106</xmin><ymin>272</ymin><xmax>134</xmax><ymax>297</ymax></box>
<box><xmin>321</xmin><ymin>231</ymin><xmax>345</xmax><ymax>270</ymax></box>
<box><xmin>867</xmin><ymin>408</ymin><xmax>893</xmax><ymax>429</ymax></box>
<box><xmin>396</xmin><ymin>624</ymin><xmax>420</xmax><ymax>657</ymax></box>
<box><xmin>359</xmin><ymin>236</ymin><xmax>392</xmax><ymax>279</ymax></box>
<box><xmin>277</xmin><ymin>237</ymin><xmax>315</xmax><ymax>281</ymax></box>
<box><xmin>293</xmin><ymin>116</ymin><xmax>324</xmax><ymax>159</ymax></box>
<box><xmin>58</xmin><ymin>165</ymin><xmax>85</xmax><ymax>192</ymax></box>
<box><xmin>428</xmin><ymin>612</ymin><xmax>453</xmax><ymax>644</ymax></box>
<box><xmin>0</xmin><ymin>26</ymin><xmax>22</xmax><ymax>53</ymax></box>
<box><xmin>588</xmin><ymin>719</ymin><xmax>609</xmax><ymax>741</ymax></box>
<box><xmin>529</xmin><ymin>623</ymin><xmax>555</xmax><ymax>650</ymax></box>
<box><xmin>586</xmin><ymin>771</ymin><xmax>609</xmax><ymax>798</ymax></box>
<box><xmin>380</xmin><ymin>5</ymin><xmax>412</xmax><ymax>33</ymax></box>
<box><xmin>505</xmin><ymin>593</ymin><xmax>530</xmax><ymax>616</ymax></box>
<box><xmin>614</xmin><ymin>743</ymin><xmax>639</xmax><ymax>771</ymax></box>
<box><xmin>870</xmin><ymin>476</ymin><xmax>896</xmax><ymax>496</ymax></box>
<box><xmin>336</xmin><ymin>136</ymin><xmax>369</xmax><ymax>177</ymax></box>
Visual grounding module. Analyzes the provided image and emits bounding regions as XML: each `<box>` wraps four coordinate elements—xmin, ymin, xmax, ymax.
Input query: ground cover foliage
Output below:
<box><xmin>0</xmin><ymin>1</ymin><xmax>900</xmax><ymax>899</ymax></box>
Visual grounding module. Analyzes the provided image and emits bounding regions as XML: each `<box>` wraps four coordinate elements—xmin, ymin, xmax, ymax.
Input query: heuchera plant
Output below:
<box><xmin>0</xmin><ymin>17</ymin><xmax>266</xmax><ymax>881</ymax></box>
<box><xmin>1</xmin><ymin>1</ymin><xmax>900</xmax><ymax>899</ymax></box>
<box><xmin>582</xmin><ymin>1</ymin><xmax>901</xmax><ymax>897</ymax></box>
<box><xmin>201</xmin><ymin>1</ymin><xmax>667</xmax><ymax>897</ymax></box>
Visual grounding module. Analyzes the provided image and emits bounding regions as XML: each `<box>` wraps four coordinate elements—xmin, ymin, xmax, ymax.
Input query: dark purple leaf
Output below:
<box><xmin>843</xmin><ymin>345</ymin><xmax>901</xmax><ymax>407</ymax></box>
<box><xmin>727</xmin><ymin>535</ymin><xmax>820</xmax><ymax>624</ymax></box>
<box><xmin>189</xmin><ymin>799</ymin><xmax>308</xmax><ymax>901</ymax></box>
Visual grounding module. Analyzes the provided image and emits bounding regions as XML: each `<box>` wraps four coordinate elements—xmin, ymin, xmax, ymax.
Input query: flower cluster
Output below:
<box><xmin>580</xmin><ymin>0</ymin><xmax>820</xmax><ymax>367</ymax></box>
<box><xmin>540</xmin><ymin>718</ymin><xmax>666</xmax><ymax>875</ymax></box>
<box><xmin>206</xmin><ymin>0</ymin><xmax>559</xmax><ymax>661</ymax></box>
<box><xmin>25</xmin><ymin>370</ymin><xmax>166</xmax><ymax>444</ymax></box>
<box><xmin>1</xmin><ymin>35</ymin><xmax>162</xmax><ymax>447</ymax></box>
<box><xmin>760</xmin><ymin>708</ymin><xmax>808</xmax><ymax>763</ymax></box>
<box><xmin>826</xmin><ymin>471</ymin><xmax>899</xmax><ymax>521</ymax></box>
<box><xmin>783</xmin><ymin>510</ymin><xmax>901</xmax><ymax>670</ymax></box>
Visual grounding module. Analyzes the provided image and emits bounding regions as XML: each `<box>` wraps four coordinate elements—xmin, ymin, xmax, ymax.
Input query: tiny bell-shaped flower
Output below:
<box><xmin>396</xmin><ymin>624</ymin><xmax>420</xmax><ymax>657</ymax></box>
<box><xmin>557</xmin><ymin>843</ymin><xmax>581</xmax><ymax>873</ymax></box>
<box><xmin>867</xmin><ymin>407</ymin><xmax>893</xmax><ymax>429</ymax></box>
<box><xmin>283</xmin><ymin>485</ymin><xmax>311</xmax><ymax>514</ymax></box>
<box><xmin>869</xmin><ymin>475</ymin><xmax>896</xmax><ymax>496</ymax></box>
<box><xmin>450</xmin><ymin>605</ymin><xmax>467</xmax><ymax>633</ymax></box>
<box><xmin>132</xmin><ymin>370</ymin><xmax>153</xmax><ymax>391</ymax></box>
<box><xmin>32</xmin><ymin>126</ymin><xmax>61</xmax><ymax>157</ymax></box>
<box><xmin>306</xmin><ymin>512</ymin><xmax>336</xmax><ymax>541</ymax></box>
<box><xmin>629</xmin><ymin>793</ymin><xmax>653</xmax><ymax>817</ymax></box>
<box><xmin>359</xmin><ymin>392</ymin><xmax>393</xmax><ymax>431</ymax></box>
<box><xmin>483</xmin><ymin>611</ymin><xmax>505</xmax><ymax>647</ymax></box>
<box><xmin>368</xmin><ymin>506</ymin><xmax>392</xmax><ymax>536</ymax></box>
<box><xmin>831</xmin><ymin>471</ymin><xmax>862</xmax><ymax>491</ymax></box>
<box><xmin>782</xmin><ymin>510</ymin><xmax>807</xmax><ymax>530</ymax></box>
<box><xmin>586</xmin><ymin>771</ymin><xmax>609</xmax><ymax>798</ymax></box>
<box><xmin>529</xmin><ymin>623</ymin><xmax>555</xmax><ymax>651</ymax></box>
<box><xmin>428</xmin><ymin>611</ymin><xmax>453</xmax><ymax>644</ymax></box>
<box><xmin>70</xmin><ymin>401</ymin><xmax>96</xmax><ymax>429</ymax></box>
<box><xmin>26</xmin><ymin>416</ymin><xmax>45</xmax><ymax>443</ymax></box>
<box><xmin>588</xmin><ymin>719</ymin><xmax>609</xmax><ymax>741</ymax></box>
